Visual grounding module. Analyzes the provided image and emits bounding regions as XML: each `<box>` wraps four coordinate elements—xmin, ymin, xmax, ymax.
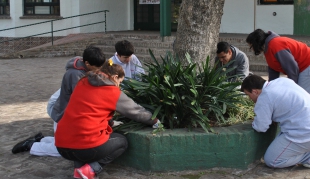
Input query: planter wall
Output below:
<box><xmin>114</xmin><ymin>122</ymin><xmax>277</xmax><ymax>172</ymax></box>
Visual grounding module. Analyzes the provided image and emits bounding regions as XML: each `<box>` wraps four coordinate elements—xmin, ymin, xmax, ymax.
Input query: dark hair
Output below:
<box><xmin>115</xmin><ymin>40</ymin><xmax>134</xmax><ymax>56</ymax></box>
<box><xmin>241</xmin><ymin>74</ymin><xmax>266</xmax><ymax>93</ymax></box>
<box><xmin>101</xmin><ymin>60</ymin><xmax>125</xmax><ymax>79</ymax></box>
<box><xmin>82</xmin><ymin>46</ymin><xmax>106</xmax><ymax>67</ymax></box>
<box><xmin>246</xmin><ymin>29</ymin><xmax>270</xmax><ymax>56</ymax></box>
<box><xmin>216</xmin><ymin>41</ymin><xmax>230</xmax><ymax>54</ymax></box>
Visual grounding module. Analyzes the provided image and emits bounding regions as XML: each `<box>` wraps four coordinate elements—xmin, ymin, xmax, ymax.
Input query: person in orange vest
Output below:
<box><xmin>246</xmin><ymin>29</ymin><xmax>310</xmax><ymax>93</ymax></box>
<box><xmin>55</xmin><ymin>60</ymin><xmax>159</xmax><ymax>179</ymax></box>
<box><xmin>12</xmin><ymin>46</ymin><xmax>106</xmax><ymax>157</ymax></box>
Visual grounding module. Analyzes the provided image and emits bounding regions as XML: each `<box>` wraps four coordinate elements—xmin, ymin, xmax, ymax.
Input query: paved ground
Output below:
<box><xmin>0</xmin><ymin>57</ymin><xmax>310</xmax><ymax>179</ymax></box>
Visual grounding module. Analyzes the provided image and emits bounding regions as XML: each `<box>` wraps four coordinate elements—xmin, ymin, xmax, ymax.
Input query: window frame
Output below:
<box><xmin>259</xmin><ymin>0</ymin><xmax>294</xmax><ymax>5</ymax></box>
<box><xmin>0</xmin><ymin>0</ymin><xmax>10</xmax><ymax>15</ymax></box>
<box><xmin>23</xmin><ymin>0</ymin><xmax>60</xmax><ymax>16</ymax></box>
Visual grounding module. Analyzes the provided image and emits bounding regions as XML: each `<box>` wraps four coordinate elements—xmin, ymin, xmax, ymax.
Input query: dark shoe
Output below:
<box><xmin>33</xmin><ymin>132</ymin><xmax>44</xmax><ymax>142</ymax></box>
<box><xmin>11</xmin><ymin>132</ymin><xmax>44</xmax><ymax>154</ymax></box>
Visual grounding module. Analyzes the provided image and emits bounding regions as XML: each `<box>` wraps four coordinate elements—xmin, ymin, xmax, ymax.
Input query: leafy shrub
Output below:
<box><xmin>115</xmin><ymin>50</ymin><xmax>253</xmax><ymax>133</ymax></box>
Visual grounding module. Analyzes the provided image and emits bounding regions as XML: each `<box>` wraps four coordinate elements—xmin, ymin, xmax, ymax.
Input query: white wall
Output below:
<box><xmin>220</xmin><ymin>0</ymin><xmax>294</xmax><ymax>35</ymax></box>
<box><xmin>78</xmin><ymin>0</ymin><xmax>134</xmax><ymax>33</ymax></box>
<box><xmin>220</xmin><ymin>0</ymin><xmax>254</xmax><ymax>34</ymax></box>
<box><xmin>58</xmin><ymin>0</ymin><xmax>80</xmax><ymax>35</ymax></box>
<box><xmin>0</xmin><ymin>0</ymin><xmax>294</xmax><ymax>37</ymax></box>
<box><xmin>0</xmin><ymin>0</ymin><xmax>116</xmax><ymax>37</ymax></box>
<box><xmin>11</xmin><ymin>0</ymin><xmax>54</xmax><ymax>37</ymax></box>
<box><xmin>0</xmin><ymin>0</ymin><xmax>82</xmax><ymax>37</ymax></box>
<box><xmin>97</xmin><ymin>0</ymin><xmax>133</xmax><ymax>31</ymax></box>
<box><xmin>0</xmin><ymin>0</ymin><xmax>18</xmax><ymax>37</ymax></box>
<box><xmin>129</xmin><ymin>0</ymin><xmax>134</xmax><ymax>30</ymax></box>
<box><xmin>255</xmin><ymin>5</ymin><xmax>294</xmax><ymax>35</ymax></box>
<box><xmin>79</xmin><ymin>0</ymin><xmax>108</xmax><ymax>33</ymax></box>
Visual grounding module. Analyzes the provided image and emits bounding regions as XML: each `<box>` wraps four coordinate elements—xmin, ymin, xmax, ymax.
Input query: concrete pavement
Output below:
<box><xmin>0</xmin><ymin>57</ymin><xmax>310</xmax><ymax>179</ymax></box>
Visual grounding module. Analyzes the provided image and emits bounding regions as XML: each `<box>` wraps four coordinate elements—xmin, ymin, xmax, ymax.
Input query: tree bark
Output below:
<box><xmin>174</xmin><ymin>0</ymin><xmax>225</xmax><ymax>66</ymax></box>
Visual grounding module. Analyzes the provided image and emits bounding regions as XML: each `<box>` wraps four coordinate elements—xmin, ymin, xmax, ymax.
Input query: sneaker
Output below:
<box><xmin>33</xmin><ymin>132</ymin><xmax>44</xmax><ymax>142</ymax></box>
<box><xmin>260</xmin><ymin>157</ymin><xmax>265</xmax><ymax>164</ymax></box>
<box><xmin>73</xmin><ymin>168</ymin><xmax>82</xmax><ymax>179</ymax></box>
<box><xmin>11</xmin><ymin>132</ymin><xmax>44</xmax><ymax>154</ymax></box>
<box><xmin>76</xmin><ymin>164</ymin><xmax>98</xmax><ymax>179</ymax></box>
<box><xmin>303</xmin><ymin>163</ymin><xmax>310</xmax><ymax>168</ymax></box>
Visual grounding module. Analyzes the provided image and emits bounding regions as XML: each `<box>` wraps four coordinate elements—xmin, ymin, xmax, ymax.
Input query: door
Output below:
<box><xmin>134</xmin><ymin>0</ymin><xmax>160</xmax><ymax>31</ymax></box>
<box><xmin>294</xmin><ymin>0</ymin><xmax>310</xmax><ymax>35</ymax></box>
<box><xmin>134</xmin><ymin>0</ymin><xmax>182</xmax><ymax>31</ymax></box>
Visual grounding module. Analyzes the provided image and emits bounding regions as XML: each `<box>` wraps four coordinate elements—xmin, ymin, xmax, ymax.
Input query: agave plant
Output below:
<box><xmin>114</xmin><ymin>49</ymin><xmax>251</xmax><ymax>133</ymax></box>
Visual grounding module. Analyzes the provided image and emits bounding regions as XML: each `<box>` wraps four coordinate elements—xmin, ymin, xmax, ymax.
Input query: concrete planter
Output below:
<box><xmin>114</xmin><ymin>122</ymin><xmax>277</xmax><ymax>172</ymax></box>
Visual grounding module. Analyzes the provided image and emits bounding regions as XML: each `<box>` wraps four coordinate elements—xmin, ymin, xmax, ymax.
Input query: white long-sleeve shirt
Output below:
<box><xmin>111</xmin><ymin>53</ymin><xmax>145</xmax><ymax>80</ymax></box>
<box><xmin>253</xmin><ymin>77</ymin><xmax>310</xmax><ymax>143</ymax></box>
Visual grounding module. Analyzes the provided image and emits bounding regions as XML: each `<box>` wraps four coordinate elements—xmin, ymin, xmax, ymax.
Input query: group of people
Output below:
<box><xmin>11</xmin><ymin>29</ymin><xmax>310</xmax><ymax>178</ymax></box>
<box><xmin>12</xmin><ymin>40</ymin><xmax>159</xmax><ymax>179</ymax></box>
<box><xmin>241</xmin><ymin>29</ymin><xmax>310</xmax><ymax>169</ymax></box>
<box><xmin>216</xmin><ymin>29</ymin><xmax>310</xmax><ymax>93</ymax></box>
<box><xmin>217</xmin><ymin>29</ymin><xmax>310</xmax><ymax>168</ymax></box>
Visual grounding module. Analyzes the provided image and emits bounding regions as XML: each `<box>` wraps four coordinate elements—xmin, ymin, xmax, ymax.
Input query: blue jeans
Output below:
<box><xmin>264</xmin><ymin>132</ymin><xmax>310</xmax><ymax>168</ymax></box>
<box><xmin>57</xmin><ymin>133</ymin><xmax>128</xmax><ymax>174</ymax></box>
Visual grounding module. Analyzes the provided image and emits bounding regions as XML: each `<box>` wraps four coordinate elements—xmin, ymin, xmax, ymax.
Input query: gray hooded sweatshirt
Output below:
<box><xmin>51</xmin><ymin>56</ymin><xmax>87</xmax><ymax>122</ymax></box>
<box><xmin>215</xmin><ymin>45</ymin><xmax>250</xmax><ymax>82</ymax></box>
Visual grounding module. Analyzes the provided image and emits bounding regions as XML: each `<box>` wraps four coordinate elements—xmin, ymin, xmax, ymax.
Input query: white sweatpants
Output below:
<box><xmin>31</xmin><ymin>89</ymin><xmax>62</xmax><ymax>157</ymax></box>
<box><xmin>30</xmin><ymin>136</ymin><xmax>61</xmax><ymax>157</ymax></box>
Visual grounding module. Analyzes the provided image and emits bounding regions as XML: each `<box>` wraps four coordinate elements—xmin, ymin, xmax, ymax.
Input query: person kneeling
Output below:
<box><xmin>55</xmin><ymin>59</ymin><xmax>159</xmax><ymax>179</ymax></box>
<box><xmin>241</xmin><ymin>75</ymin><xmax>310</xmax><ymax>168</ymax></box>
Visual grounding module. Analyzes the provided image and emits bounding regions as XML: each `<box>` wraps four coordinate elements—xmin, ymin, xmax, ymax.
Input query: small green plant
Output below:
<box><xmin>114</xmin><ymin>50</ymin><xmax>253</xmax><ymax>133</ymax></box>
<box><xmin>216</xmin><ymin>96</ymin><xmax>254</xmax><ymax>127</ymax></box>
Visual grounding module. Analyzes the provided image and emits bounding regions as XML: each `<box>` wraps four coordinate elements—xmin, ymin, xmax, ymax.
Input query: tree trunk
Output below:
<box><xmin>174</xmin><ymin>0</ymin><xmax>225</xmax><ymax>66</ymax></box>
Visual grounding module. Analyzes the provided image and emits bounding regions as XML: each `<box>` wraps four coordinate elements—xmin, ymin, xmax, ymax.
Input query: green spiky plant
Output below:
<box><xmin>113</xmin><ymin>50</ymin><xmax>254</xmax><ymax>133</ymax></box>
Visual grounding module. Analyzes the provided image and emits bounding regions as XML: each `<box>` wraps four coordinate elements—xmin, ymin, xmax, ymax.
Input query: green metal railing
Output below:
<box><xmin>0</xmin><ymin>10</ymin><xmax>109</xmax><ymax>46</ymax></box>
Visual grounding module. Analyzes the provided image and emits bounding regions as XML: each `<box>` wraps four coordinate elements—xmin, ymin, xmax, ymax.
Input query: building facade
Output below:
<box><xmin>0</xmin><ymin>0</ymin><xmax>309</xmax><ymax>38</ymax></box>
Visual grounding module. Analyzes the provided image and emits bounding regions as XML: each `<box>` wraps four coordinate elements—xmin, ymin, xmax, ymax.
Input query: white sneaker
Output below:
<box><xmin>303</xmin><ymin>163</ymin><xmax>310</xmax><ymax>168</ymax></box>
<box><xmin>260</xmin><ymin>157</ymin><xmax>265</xmax><ymax>164</ymax></box>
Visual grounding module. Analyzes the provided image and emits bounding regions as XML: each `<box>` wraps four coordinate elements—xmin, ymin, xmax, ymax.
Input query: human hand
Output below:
<box><xmin>112</xmin><ymin>121</ymin><xmax>124</xmax><ymax>127</ymax></box>
<box><xmin>152</xmin><ymin>119</ymin><xmax>161</xmax><ymax>129</ymax></box>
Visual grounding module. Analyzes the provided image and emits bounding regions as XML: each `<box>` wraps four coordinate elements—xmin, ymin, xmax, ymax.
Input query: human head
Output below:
<box><xmin>101</xmin><ymin>59</ymin><xmax>125</xmax><ymax>86</ymax></box>
<box><xmin>246</xmin><ymin>29</ymin><xmax>270</xmax><ymax>56</ymax></box>
<box><xmin>83</xmin><ymin>46</ymin><xmax>106</xmax><ymax>71</ymax></box>
<box><xmin>216</xmin><ymin>41</ymin><xmax>233</xmax><ymax>64</ymax></box>
<box><xmin>241</xmin><ymin>75</ymin><xmax>266</xmax><ymax>103</ymax></box>
<box><xmin>115</xmin><ymin>40</ymin><xmax>134</xmax><ymax>64</ymax></box>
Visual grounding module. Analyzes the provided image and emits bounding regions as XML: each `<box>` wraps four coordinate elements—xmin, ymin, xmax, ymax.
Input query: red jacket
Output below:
<box><xmin>265</xmin><ymin>31</ymin><xmax>310</xmax><ymax>82</ymax></box>
<box><xmin>55</xmin><ymin>73</ymin><xmax>156</xmax><ymax>149</ymax></box>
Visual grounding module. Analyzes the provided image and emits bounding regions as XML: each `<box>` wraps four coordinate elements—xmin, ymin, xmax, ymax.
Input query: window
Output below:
<box><xmin>24</xmin><ymin>0</ymin><xmax>60</xmax><ymax>15</ymax></box>
<box><xmin>259</xmin><ymin>0</ymin><xmax>294</xmax><ymax>5</ymax></box>
<box><xmin>0</xmin><ymin>0</ymin><xmax>10</xmax><ymax>15</ymax></box>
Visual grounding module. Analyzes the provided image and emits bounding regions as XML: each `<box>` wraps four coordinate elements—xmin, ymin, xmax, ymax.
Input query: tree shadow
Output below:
<box><xmin>0</xmin><ymin>118</ymin><xmax>145</xmax><ymax>179</ymax></box>
<box><xmin>0</xmin><ymin>118</ymin><xmax>74</xmax><ymax>179</ymax></box>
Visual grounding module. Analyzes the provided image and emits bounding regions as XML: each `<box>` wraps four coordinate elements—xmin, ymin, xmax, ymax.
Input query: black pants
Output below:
<box><xmin>57</xmin><ymin>133</ymin><xmax>128</xmax><ymax>174</ymax></box>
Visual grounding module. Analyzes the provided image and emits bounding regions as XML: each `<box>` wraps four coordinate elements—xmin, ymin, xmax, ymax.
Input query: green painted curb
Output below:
<box><xmin>114</xmin><ymin>122</ymin><xmax>277</xmax><ymax>171</ymax></box>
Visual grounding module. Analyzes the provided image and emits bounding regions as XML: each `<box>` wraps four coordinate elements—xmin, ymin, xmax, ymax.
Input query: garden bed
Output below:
<box><xmin>114</xmin><ymin>121</ymin><xmax>277</xmax><ymax>172</ymax></box>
